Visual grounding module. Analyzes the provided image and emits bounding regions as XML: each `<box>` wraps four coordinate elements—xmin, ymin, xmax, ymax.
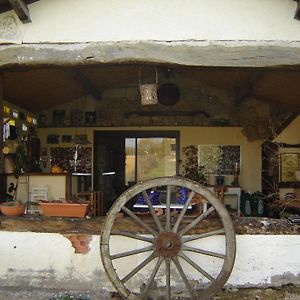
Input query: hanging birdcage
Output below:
<box><xmin>139</xmin><ymin>66</ymin><xmax>158</xmax><ymax>105</ymax></box>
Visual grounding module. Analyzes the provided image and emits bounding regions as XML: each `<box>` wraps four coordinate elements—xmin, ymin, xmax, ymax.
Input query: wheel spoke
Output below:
<box><xmin>165</xmin><ymin>257</ymin><xmax>171</xmax><ymax>300</ymax></box>
<box><xmin>141</xmin><ymin>256</ymin><xmax>164</xmax><ymax>298</ymax></box>
<box><xmin>179</xmin><ymin>252</ymin><xmax>216</xmax><ymax>282</ymax></box>
<box><xmin>101</xmin><ymin>177</ymin><xmax>236</xmax><ymax>300</ymax></box>
<box><xmin>111</xmin><ymin>231</ymin><xmax>154</xmax><ymax>243</ymax></box>
<box><xmin>172</xmin><ymin>256</ymin><xmax>195</xmax><ymax>299</ymax></box>
<box><xmin>172</xmin><ymin>191</ymin><xmax>195</xmax><ymax>233</ymax></box>
<box><xmin>183</xmin><ymin>245</ymin><xmax>225</xmax><ymax>259</ymax></box>
<box><xmin>182</xmin><ymin>228</ymin><xmax>225</xmax><ymax>243</ymax></box>
<box><xmin>142</xmin><ymin>190</ymin><xmax>163</xmax><ymax>232</ymax></box>
<box><xmin>111</xmin><ymin>245</ymin><xmax>154</xmax><ymax>260</ymax></box>
<box><xmin>179</xmin><ymin>206</ymin><xmax>215</xmax><ymax>237</ymax></box>
<box><xmin>121</xmin><ymin>252</ymin><xmax>158</xmax><ymax>284</ymax></box>
<box><xmin>122</xmin><ymin>206</ymin><xmax>158</xmax><ymax>237</ymax></box>
<box><xmin>165</xmin><ymin>185</ymin><xmax>172</xmax><ymax>231</ymax></box>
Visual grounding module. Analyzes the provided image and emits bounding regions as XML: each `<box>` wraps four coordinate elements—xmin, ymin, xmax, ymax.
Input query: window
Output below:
<box><xmin>125</xmin><ymin>137</ymin><xmax>177</xmax><ymax>184</ymax></box>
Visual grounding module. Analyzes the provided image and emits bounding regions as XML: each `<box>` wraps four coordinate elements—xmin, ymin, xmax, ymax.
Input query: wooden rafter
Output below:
<box><xmin>234</xmin><ymin>71</ymin><xmax>263</xmax><ymax>105</ymax></box>
<box><xmin>294</xmin><ymin>0</ymin><xmax>300</xmax><ymax>20</ymax></box>
<box><xmin>9</xmin><ymin>0</ymin><xmax>31</xmax><ymax>23</ymax></box>
<box><xmin>72</xmin><ymin>69</ymin><xmax>102</xmax><ymax>101</ymax></box>
<box><xmin>268</xmin><ymin>111</ymin><xmax>300</xmax><ymax>140</ymax></box>
<box><xmin>0</xmin><ymin>73</ymin><xmax>4</xmax><ymax>172</ymax></box>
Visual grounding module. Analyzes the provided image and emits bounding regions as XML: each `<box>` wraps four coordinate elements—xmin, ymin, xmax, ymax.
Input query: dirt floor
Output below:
<box><xmin>0</xmin><ymin>286</ymin><xmax>300</xmax><ymax>300</ymax></box>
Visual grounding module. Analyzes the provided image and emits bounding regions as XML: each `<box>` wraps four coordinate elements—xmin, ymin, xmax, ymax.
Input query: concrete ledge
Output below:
<box><xmin>0</xmin><ymin>216</ymin><xmax>299</xmax><ymax>235</ymax></box>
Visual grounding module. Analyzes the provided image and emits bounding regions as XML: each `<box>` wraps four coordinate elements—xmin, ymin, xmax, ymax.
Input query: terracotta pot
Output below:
<box><xmin>0</xmin><ymin>203</ymin><xmax>25</xmax><ymax>216</ymax></box>
<box><xmin>40</xmin><ymin>202</ymin><xmax>89</xmax><ymax>218</ymax></box>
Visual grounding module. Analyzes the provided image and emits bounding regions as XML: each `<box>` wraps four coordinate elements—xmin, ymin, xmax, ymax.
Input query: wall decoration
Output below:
<box><xmin>47</xmin><ymin>134</ymin><xmax>59</xmax><ymax>144</ymax></box>
<box><xmin>85</xmin><ymin>111</ymin><xmax>96</xmax><ymax>124</ymax></box>
<box><xmin>20</xmin><ymin>112</ymin><xmax>25</xmax><ymax>120</ymax></box>
<box><xmin>198</xmin><ymin>145</ymin><xmax>240</xmax><ymax>175</ymax></box>
<box><xmin>62</xmin><ymin>135</ymin><xmax>72</xmax><ymax>143</ymax></box>
<box><xmin>280</xmin><ymin>153</ymin><xmax>299</xmax><ymax>182</ymax></box>
<box><xmin>52</xmin><ymin>110</ymin><xmax>65</xmax><ymax>126</ymax></box>
<box><xmin>70</xmin><ymin>109</ymin><xmax>84</xmax><ymax>126</ymax></box>
<box><xmin>50</xmin><ymin>147</ymin><xmax>92</xmax><ymax>173</ymax></box>
<box><xmin>38</xmin><ymin>113</ymin><xmax>47</xmax><ymax>127</ymax></box>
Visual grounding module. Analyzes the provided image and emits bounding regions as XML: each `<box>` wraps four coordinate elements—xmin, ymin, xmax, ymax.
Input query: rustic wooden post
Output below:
<box><xmin>0</xmin><ymin>72</ymin><xmax>4</xmax><ymax>173</ymax></box>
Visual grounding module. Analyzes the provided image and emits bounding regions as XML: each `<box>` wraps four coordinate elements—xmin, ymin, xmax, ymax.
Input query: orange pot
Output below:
<box><xmin>40</xmin><ymin>202</ymin><xmax>89</xmax><ymax>218</ymax></box>
<box><xmin>0</xmin><ymin>203</ymin><xmax>25</xmax><ymax>216</ymax></box>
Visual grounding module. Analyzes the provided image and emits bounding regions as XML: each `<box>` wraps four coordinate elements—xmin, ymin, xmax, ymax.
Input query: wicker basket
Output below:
<box><xmin>139</xmin><ymin>67</ymin><xmax>158</xmax><ymax>105</ymax></box>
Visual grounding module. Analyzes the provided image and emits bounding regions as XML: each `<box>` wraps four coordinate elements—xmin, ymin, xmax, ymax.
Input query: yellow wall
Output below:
<box><xmin>275</xmin><ymin>115</ymin><xmax>300</xmax><ymax>144</ymax></box>
<box><xmin>38</xmin><ymin>126</ymin><xmax>262</xmax><ymax>192</ymax></box>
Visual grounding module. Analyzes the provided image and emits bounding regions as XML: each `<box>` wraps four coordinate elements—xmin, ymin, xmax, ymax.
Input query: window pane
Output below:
<box><xmin>125</xmin><ymin>138</ymin><xmax>136</xmax><ymax>186</ymax></box>
<box><xmin>137</xmin><ymin>138</ymin><xmax>176</xmax><ymax>181</ymax></box>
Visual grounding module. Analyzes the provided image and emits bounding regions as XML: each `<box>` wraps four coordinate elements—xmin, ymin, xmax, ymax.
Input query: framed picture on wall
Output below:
<box><xmin>47</xmin><ymin>134</ymin><xmax>59</xmax><ymax>144</ymax></box>
<box><xmin>85</xmin><ymin>112</ymin><xmax>96</xmax><ymax>124</ymax></box>
<box><xmin>280</xmin><ymin>153</ymin><xmax>299</xmax><ymax>182</ymax></box>
<box><xmin>62</xmin><ymin>135</ymin><xmax>72</xmax><ymax>143</ymax></box>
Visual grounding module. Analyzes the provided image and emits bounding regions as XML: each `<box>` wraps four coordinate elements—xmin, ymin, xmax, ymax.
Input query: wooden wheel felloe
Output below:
<box><xmin>100</xmin><ymin>177</ymin><xmax>236</xmax><ymax>300</ymax></box>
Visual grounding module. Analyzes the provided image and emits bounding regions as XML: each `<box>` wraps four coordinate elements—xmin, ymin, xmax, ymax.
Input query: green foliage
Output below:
<box><xmin>4</xmin><ymin>144</ymin><xmax>26</xmax><ymax>202</ymax></box>
<box><xmin>181</xmin><ymin>145</ymin><xmax>207</xmax><ymax>185</ymax></box>
<box><xmin>13</xmin><ymin>145</ymin><xmax>26</xmax><ymax>179</ymax></box>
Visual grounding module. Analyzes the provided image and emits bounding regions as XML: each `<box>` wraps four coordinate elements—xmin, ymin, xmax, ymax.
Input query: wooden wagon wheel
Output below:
<box><xmin>100</xmin><ymin>177</ymin><xmax>236</xmax><ymax>300</ymax></box>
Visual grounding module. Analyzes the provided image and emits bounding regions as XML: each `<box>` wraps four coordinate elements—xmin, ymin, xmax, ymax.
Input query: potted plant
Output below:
<box><xmin>0</xmin><ymin>145</ymin><xmax>26</xmax><ymax>216</ymax></box>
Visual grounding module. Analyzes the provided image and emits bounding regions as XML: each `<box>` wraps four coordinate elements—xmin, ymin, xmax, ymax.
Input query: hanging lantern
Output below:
<box><xmin>139</xmin><ymin>66</ymin><xmax>158</xmax><ymax>105</ymax></box>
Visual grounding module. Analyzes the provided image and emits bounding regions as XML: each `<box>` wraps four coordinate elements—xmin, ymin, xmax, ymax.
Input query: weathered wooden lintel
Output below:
<box><xmin>0</xmin><ymin>216</ymin><xmax>299</xmax><ymax>235</ymax></box>
<box><xmin>1</xmin><ymin>41</ymin><xmax>300</xmax><ymax>69</ymax></box>
<box><xmin>8</xmin><ymin>0</ymin><xmax>31</xmax><ymax>23</ymax></box>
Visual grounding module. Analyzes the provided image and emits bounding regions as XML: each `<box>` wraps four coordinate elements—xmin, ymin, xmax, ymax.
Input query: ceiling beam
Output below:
<box><xmin>72</xmin><ymin>69</ymin><xmax>102</xmax><ymax>101</ymax></box>
<box><xmin>2</xmin><ymin>42</ymin><xmax>300</xmax><ymax>69</ymax></box>
<box><xmin>9</xmin><ymin>0</ymin><xmax>31</xmax><ymax>23</ymax></box>
<box><xmin>0</xmin><ymin>73</ymin><xmax>4</xmax><ymax>172</ymax></box>
<box><xmin>234</xmin><ymin>71</ymin><xmax>263</xmax><ymax>105</ymax></box>
<box><xmin>268</xmin><ymin>111</ymin><xmax>300</xmax><ymax>140</ymax></box>
<box><xmin>294</xmin><ymin>0</ymin><xmax>300</xmax><ymax>20</ymax></box>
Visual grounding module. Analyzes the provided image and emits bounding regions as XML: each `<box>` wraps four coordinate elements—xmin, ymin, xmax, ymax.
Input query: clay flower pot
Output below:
<box><xmin>40</xmin><ymin>202</ymin><xmax>89</xmax><ymax>218</ymax></box>
<box><xmin>0</xmin><ymin>202</ymin><xmax>25</xmax><ymax>216</ymax></box>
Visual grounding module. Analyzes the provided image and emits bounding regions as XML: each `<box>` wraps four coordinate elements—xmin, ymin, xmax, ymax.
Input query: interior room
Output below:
<box><xmin>1</xmin><ymin>63</ymin><xmax>300</xmax><ymax>217</ymax></box>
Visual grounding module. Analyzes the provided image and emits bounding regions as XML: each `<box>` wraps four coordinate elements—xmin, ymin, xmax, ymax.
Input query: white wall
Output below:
<box><xmin>1</xmin><ymin>0</ymin><xmax>300</xmax><ymax>44</ymax></box>
<box><xmin>0</xmin><ymin>231</ymin><xmax>299</xmax><ymax>291</ymax></box>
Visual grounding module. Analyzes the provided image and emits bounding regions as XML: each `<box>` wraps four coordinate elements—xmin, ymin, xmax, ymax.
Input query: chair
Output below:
<box><xmin>28</xmin><ymin>187</ymin><xmax>48</xmax><ymax>215</ymax></box>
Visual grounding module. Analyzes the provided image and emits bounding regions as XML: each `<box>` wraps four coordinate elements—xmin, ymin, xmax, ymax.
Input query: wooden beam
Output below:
<box><xmin>9</xmin><ymin>0</ymin><xmax>31</xmax><ymax>23</ymax></box>
<box><xmin>234</xmin><ymin>71</ymin><xmax>263</xmax><ymax>105</ymax></box>
<box><xmin>294</xmin><ymin>0</ymin><xmax>300</xmax><ymax>21</ymax></box>
<box><xmin>0</xmin><ymin>73</ymin><xmax>4</xmax><ymax>173</ymax></box>
<box><xmin>72</xmin><ymin>69</ymin><xmax>102</xmax><ymax>101</ymax></box>
<box><xmin>2</xmin><ymin>42</ymin><xmax>300</xmax><ymax>68</ymax></box>
<box><xmin>268</xmin><ymin>111</ymin><xmax>300</xmax><ymax>140</ymax></box>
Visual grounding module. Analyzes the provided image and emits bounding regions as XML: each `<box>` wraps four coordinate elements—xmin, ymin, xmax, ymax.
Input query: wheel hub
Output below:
<box><xmin>155</xmin><ymin>231</ymin><xmax>182</xmax><ymax>257</ymax></box>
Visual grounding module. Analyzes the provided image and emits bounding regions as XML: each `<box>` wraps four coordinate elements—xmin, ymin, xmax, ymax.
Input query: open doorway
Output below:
<box><xmin>94</xmin><ymin>131</ymin><xmax>179</xmax><ymax>214</ymax></box>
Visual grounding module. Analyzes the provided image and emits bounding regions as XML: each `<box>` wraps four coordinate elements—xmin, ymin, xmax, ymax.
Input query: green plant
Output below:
<box><xmin>181</xmin><ymin>145</ymin><xmax>207</xmax><ymax>185</ymax></box>
<box><xmin>5</xmin><ymin>144</ymin><xmax>26</xmax><ymax>203</ymax></box>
